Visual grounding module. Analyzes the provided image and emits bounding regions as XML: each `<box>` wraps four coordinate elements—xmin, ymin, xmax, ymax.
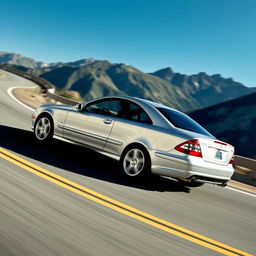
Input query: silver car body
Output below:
<box><xmin>32</xmin><ymin>96</ymin><xmax>234</xmax><ymax>185</ymax></box>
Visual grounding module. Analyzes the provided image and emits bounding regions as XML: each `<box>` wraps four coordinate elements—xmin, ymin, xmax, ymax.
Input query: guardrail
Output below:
<box><xmin>234</xmin><ymin>156</ymin><xmax>256</xmax><ymax>180</ymax></box>
<box><xmin>0</xmin><ymin>64</ymin><xmax>79</xmax><ymax>105</ymax></box>
<box><xmin>1</xmin><ymin>64</ymin><xmax>255</xmax><ymax>180</ymax></box>
<box><xmin>0</xmin><ymin>64</ymin><xmax>54</xmax><ymax>91</ymax></box>
<box><xmin>46</xmin><ymin>91</ymin><xmax>79</xmax><ymax>105</ymax></box>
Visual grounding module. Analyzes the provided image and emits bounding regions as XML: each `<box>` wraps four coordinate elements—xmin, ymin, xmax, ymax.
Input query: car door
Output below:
<box><xmin>103</xmin><ymin>100</ymin><xmax>153</xmax><ymax>156</ymax></box>
<box><xmin>63</xmin><ymin>99</ymin><xmax>122</xmax><ymax>150</ymax></box>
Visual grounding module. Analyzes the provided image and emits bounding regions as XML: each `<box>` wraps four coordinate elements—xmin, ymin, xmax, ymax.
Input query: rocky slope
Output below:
<box><xmin>151</xmin><ymin>67</ymin><xmax>256</xmax><ymax>107</ymax></box>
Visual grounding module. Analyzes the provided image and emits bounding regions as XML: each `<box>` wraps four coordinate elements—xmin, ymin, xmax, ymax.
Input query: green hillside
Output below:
<box><xmin>16</xmin><ymin>61</ymin><xmax>201</xmax><ymax>112</ymax></box>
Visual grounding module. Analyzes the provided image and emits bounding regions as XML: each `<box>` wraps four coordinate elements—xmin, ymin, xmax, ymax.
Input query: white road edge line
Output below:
<box><xmin>226</xmin><ymin>186</ymin><xmax>256</xmax><ymax>198</ymax></box>
<box><xmin>7</xmin><ymin>87</ymin><xmax>35</xmax><ymax>111</ymax></box>
<box><xmin>6</xmin><ymin>86</ymin><xmax>256</xmax><ymax>198</ymax></box>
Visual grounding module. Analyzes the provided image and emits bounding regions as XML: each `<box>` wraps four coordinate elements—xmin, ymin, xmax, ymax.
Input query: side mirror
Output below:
<box><xmin>76</xmin><ymin>103</ymin><xmax>84</xmax><ymax>111</ymax></box>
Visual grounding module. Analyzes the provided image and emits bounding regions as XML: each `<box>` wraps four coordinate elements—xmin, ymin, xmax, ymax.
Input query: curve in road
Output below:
<box><xmin>0</xmin><ymin>70</ymin><xmax>255</xmax><ymax>256</ymax></box>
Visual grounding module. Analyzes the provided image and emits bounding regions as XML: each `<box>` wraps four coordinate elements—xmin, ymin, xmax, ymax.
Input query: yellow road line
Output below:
<box><xmin>0</xmin><ymin>147</ymin><xmax>253</xmax><ymax>256</ymax></box>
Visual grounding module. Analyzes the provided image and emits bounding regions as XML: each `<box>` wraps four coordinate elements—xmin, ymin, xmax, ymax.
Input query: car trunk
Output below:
<box><xmin>198</xmin><ymin>138</ymin><xmax>234</xmax><ymax>166</ymax></box>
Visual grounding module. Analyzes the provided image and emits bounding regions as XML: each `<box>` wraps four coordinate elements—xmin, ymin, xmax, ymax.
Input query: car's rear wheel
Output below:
<box><xmin>34</xmin><ymin>116</ymin><xmax>53</xmax><ymax>142</ymax></box>
<box><xmin>120</xmin><ymin>146</ymin><xmax>150</xmax><ymax>179</ymax></box>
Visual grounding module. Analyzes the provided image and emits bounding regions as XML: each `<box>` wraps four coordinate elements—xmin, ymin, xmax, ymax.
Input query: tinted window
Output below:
<box><xmin>157</xmin><ymin>107</ymin><xmax>211</xmax><ymax>136</ymax></box>
<box><xmin>85</xmin><ymin>99</ymin><xmax>122</xmax><ymax>116</ymax></box>
<box><xmin>117</xmin><ymin>100</ymin><xmax>152</xmax><ymax>124</ymax></box>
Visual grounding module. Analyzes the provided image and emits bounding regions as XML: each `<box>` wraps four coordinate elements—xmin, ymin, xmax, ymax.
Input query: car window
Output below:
<box><xmin>85</xmin><ymin>99</ymin><xmax>122</xmax><ymax>117</ymax></box>
<box><xmin>117</xmin><ymin>100</ymin><xmax>152</xmax><ymax>124</ymax></box>
<box><xmin>157</xmin><ymin>107</ymin><xmax>211</xmax><ymax>136</ymax></box>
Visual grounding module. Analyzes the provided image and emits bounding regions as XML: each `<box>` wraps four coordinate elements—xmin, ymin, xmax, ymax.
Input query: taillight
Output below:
<box><xmin>229</xmin><ymin>152</ymin><xmax>235</xmax><ymax>165</ymax></box>
<box><xmin>175</xmin><ymin>139</ymin><xmax>202</xmax><ymax>157</ymax></box>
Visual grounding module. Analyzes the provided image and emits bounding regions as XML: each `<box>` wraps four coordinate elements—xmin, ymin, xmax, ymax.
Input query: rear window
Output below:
<box><xmin>157</xmin><ymin>107</ymin><xmax>211</xmax><ymax>136</ymax></box>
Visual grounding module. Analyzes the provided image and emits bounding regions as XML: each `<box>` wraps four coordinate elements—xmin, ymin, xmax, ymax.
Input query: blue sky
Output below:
<box><xmin>1</xmin><ymin>0</ymin><xmax>255</xmax><ymax>86</ymax></box>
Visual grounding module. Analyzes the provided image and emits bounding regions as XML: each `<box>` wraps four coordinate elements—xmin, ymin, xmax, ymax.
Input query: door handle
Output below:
<box><xmin>103</xmin><ymin>119</ymin><xmax>112</xmax><ymax>124</ymax></box>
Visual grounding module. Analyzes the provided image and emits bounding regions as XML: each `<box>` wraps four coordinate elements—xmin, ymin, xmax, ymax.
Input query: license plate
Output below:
<box><xmin>216</xmin><ymin>150</ymin><xmax>223</xmax><ymax>160</ymax></box>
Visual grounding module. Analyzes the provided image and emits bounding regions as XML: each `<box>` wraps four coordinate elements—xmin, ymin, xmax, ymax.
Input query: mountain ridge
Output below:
<box><xmin>1</xmin><ymin>51</ymin><xmax>255</xmax><ymax>112</ymax></box>
<box><xmin>151</xmin><ymin>67</ymin><xmax>256</xmax><ymax>106</ymax></box>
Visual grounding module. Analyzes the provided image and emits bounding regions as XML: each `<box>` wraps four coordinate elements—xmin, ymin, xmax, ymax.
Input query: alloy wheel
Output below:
<box><xmin>123</xmin><ymin>148</ymin><xmax>145</xmax><ymax>176</ymax></box>
<box><xmin>35</xmin><ymin>117</ymin><xmax>51</xmax><ymax>141</ymax></box>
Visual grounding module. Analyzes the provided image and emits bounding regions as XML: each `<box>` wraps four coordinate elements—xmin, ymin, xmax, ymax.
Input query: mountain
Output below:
<box><xmin>0</xmin><ymin>51</ymin><xmax>44</xmax><ymax>68</ymax></box>
<box><xmin>189</xmin><ymin>93</ymin><xmax>256</xmax><ymax>158</ymax></box>
<box><xmin>36</xmin><ymin>64</ymin><xmax>255</xmax><ymax>111</ymax></box>
<box><xmin>1</xmin><ymin>51</ymin><xmax>255</xmax><ymax>112</ymax></box>
<box><xmin>47</xmin><ymin>58</ymin><xmax>96</xmax><ymax>68</ymax></box>
<box><xmin>16</xmin><ymin>61</ymin><xmax>200</xmax><ymax>112</ymax></box>
<box><xmin>151</xmin><ymin>67</ymin><xmax>256</xmax><ymax>107</ymax></box>
<box><xmin>0</xmin><ymin>51</ymin><xmax>96</xmax><ymax>69</ymax></box>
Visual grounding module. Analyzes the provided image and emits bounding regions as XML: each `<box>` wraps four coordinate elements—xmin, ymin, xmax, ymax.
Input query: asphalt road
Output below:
<box><xmin>0</xmin><ymin>70</ymin><xmax>255</xmax><ymax>256</ymax></box>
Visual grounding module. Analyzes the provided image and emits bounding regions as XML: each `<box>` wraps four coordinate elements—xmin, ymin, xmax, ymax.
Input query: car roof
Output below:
<box><xmin>91</xmin><ymin>95</ymin><xmax>178</xmax><ymax>112</ymax></box>
<box><xmin>133</xmin><ymin>97</ymin><xmax>172</xmax><ymax>109</ymax></box>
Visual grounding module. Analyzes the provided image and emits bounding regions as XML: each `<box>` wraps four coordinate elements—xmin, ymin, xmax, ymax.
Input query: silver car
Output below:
<box><xmin>31</xmin><ymin>96</ymin><xmax>234</xmax><ymax>186</ymax></box>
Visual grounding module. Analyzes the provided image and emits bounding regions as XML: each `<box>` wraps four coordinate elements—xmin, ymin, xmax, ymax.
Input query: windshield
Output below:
<box><xmin>157</xmin><ymin>107</ymin><xmax>211</xmax><ymax>136</ymax></box>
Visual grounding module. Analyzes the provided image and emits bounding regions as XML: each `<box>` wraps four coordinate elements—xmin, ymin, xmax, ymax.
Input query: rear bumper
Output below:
<box><xmin>151</xmin><ymin>150</ymin><xmax>234</xmax><ymax>184</ymax></box>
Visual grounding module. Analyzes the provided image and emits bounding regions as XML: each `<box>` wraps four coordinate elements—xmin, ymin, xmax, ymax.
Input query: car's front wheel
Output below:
<box><xmin>34</xmin><ymin>115</ymin><xmax>53</xmax><ymax>142</ymax></box>
<box><xmin>120</xmin><ymin>146</ymin><xmax>150</xmax><ymax>179</ymax></box>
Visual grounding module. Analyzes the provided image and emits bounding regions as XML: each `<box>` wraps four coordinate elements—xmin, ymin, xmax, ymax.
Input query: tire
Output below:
<box><xmin>34</xmin><ymin>115</ymin><xmax>53</xmax><ymax>143</ymax></box>
<box><xmin>120</xmin><ymin>145</ymin><xmax>150</xmax><ymax>179</ymax></box>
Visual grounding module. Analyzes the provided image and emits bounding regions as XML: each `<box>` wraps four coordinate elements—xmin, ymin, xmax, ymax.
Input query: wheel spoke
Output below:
<box><xmin>124</xmin><ymin>155</ymin><xmax>132</xmax><ymax>162</ymax></box>
<box><xmin>39</xmin><ymin>130</ymin><xmax>43</xmax><ymax>138</ymax></box>
<box><xmin>137</xmin><ymin>158</ymin><xmax>144</xmax><ymax>164</ymax></box>
<box><xmin>42</xmin><ymin>118</ymin><xmax>47</xmax><ymax>126</ymax></box>
<box><xmin>133</xmin><ymin>149</ymin><xmax>139</xmax><ymax>158</ymax></box>
<box><xmin>137</xmin><ymin>162</ymin><xmax>143</xmax><ymax>171</ymax></box>
<box><xmin>45</xmin><ymin>126</ymin><xmax>50</xmax><ymax>134</ymax></box>
<box><xmin>38</xmin><ymin>120</ymin><xmax>43</xmax><ymax>127</ymax></box>
<box><xmin>45</xmin><ymin>123</ymin><xmax>50</xmax><ymax>129</ymax></box>
<box><xmin>126</xmin><ymin>164</ymin><xmax>133</xmax><ymax>172</ymax></box>
<box><xmin>134</xmin><ymin>165</ymin><xmax>141</xmax><ymax>174</ymax></box>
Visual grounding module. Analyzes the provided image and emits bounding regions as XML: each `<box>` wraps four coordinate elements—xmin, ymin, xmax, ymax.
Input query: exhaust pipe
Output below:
<box><xmin>180</xmin><ymin>176</ymin><xmax>197</xmax><ymax>183</ymax></box>
<box><xmin>217</xmin><ymin>181</ymin><xmax>228</xmax><ymax>187</ymax></box>
<box><xmin>181</xmin><ymin>176</ymin><xmax>228</xmax><ymax>187</ymax></box>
